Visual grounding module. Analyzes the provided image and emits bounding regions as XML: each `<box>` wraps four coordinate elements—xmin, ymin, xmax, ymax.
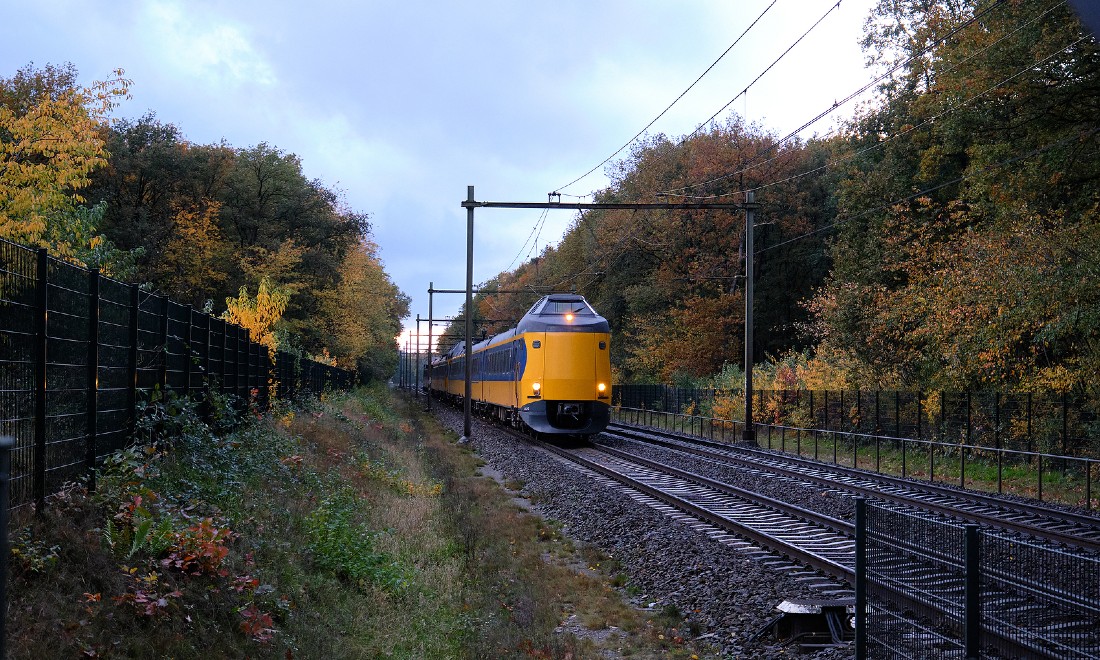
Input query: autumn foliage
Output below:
<box><xmin>0</xmin><ymin>63</ymin><xmax>408</xmax><ymax>377</ymax></box>
<box><xmin>442</xmin><ymin>0</ymin><xmax>1099</xmax><ymax>393</ymax></box>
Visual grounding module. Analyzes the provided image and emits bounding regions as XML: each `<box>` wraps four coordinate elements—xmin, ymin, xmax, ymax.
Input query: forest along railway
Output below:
<box><xmin>604</xmin><ymin>422</ymin><xmax>1100</xmax><ymax>553</ymax></box>
<box><xmin>428</xmin><ymin>294</ymin><xmax>612</xmax><ymax>437</ymax></box>
<box><xmin>594</xmin><ymin>423</ymin><xmax>1100</xmax><ymax>658</ymax></box>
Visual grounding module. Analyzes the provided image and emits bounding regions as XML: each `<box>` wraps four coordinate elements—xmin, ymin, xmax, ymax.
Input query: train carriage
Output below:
<box><xmin>429</xmin><ymin>294</ymin><xmax>611</xmax><ymax>436</ymax></box>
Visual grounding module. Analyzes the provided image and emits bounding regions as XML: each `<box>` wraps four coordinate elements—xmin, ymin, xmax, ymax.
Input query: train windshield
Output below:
<box><xmin>538</xmin><ymin>298</ymin><xmax>595</xmax><ymax>316</ymax></box>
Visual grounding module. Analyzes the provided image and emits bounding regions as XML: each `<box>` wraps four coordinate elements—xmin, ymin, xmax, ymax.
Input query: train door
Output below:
<box><xmin>523</xmin><ymin>332</ymin><xmax>544</xmax><ymax>402</ymax></box>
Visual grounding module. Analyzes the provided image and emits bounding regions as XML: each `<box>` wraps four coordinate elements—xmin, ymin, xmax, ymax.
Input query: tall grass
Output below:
<box><xmin>6</xmin><ymin>384</ymin><xmax>715</xmax><ymax>658</ymax></box>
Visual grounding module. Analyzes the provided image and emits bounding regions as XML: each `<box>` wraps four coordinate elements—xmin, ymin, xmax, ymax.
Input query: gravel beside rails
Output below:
<box><xmin>434</xmin><ymin>408</ymin><xmax>854</xmax><ymax>659</ymax></box>
<box><xmin>597</xmin><ymin>435</ymin><xmax>856</xmax><ymax>524</ymax></box>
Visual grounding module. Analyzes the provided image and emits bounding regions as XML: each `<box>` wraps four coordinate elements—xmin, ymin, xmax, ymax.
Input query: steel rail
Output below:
<box><xmin>607</xmin><ymin>423</ymin><xmax>1100</xmax><ymax>553</ymax></box>
<box><xmin>534</xmin><ymin>437</ymin><xmax>854</xmax><ymax>582</ymax></box>
<box><xmin>522</xmin><ymin>432</ymin><xmax>1051</xmax><ymax>659</ymax></box>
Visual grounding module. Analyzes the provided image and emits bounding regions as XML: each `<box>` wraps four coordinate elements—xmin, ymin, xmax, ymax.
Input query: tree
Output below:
<box><xmin>89</xmin><ymin>113</ymin><xmax>237</xmax><ymax>290</ymax></box>
<box><xmin>220</xmin><ymin>143</ymin><xmax>365</xmax><ymax>354</ymax></box>
<box><xmin>0</xmin><ymin>63</ymin><xmax>131</xmax><ymax>263</ymax></box>
<box><xmin>810</xmin><ymin>0</ymin><xmax>1100</xmax><ymax>390</ymax></box>
<box><xmin>318</xmin><ymin>240</ymin><xmax>409</xmax><ymax>380</ymax></box>
<box><xmin>158</xmin><ymin>198</ymin><xmax>230</xmax><ymax>305</ymax></box>
<box><xmin>221</xmin><ymin>277</ymin><xmax>291</xmax><ymax>355</ymax></box>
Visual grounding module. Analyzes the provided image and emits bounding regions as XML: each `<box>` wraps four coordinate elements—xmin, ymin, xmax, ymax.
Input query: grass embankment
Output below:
<box><xmin>7</xmin><ymin>385</ymin><xmax>711</xmax><ymax>658</ymax></box>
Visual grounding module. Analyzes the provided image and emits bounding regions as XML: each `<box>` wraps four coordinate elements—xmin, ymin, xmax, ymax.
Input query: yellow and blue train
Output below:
<box><xmin>428</xmin><ymin>294</ymin><xmax>611</xmax><ymax>436</ymax></box>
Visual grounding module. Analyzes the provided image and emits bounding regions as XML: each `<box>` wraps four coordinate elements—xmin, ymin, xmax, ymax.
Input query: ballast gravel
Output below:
<box><xmin>433</xmin><ymin>407</ymin><xmax>855</xmax><ymax>659</ymax></box>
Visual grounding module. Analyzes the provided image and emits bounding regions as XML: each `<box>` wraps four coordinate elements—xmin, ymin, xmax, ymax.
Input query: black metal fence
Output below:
<box><xmin>614</xmin><ymin>384</ymin><xmax>1100</xmax><ymax>459</ymax></box>
<box><xmin>0</xmin><ymin>239</ymin><xmax>356</xmax><ymax>512</ymax></box>
<box><xmin>612</xmin><ymin>385</ymin><xmax>1100</xmax><ymax>509</ymax></box>
<box><xmin>856</xmin><ymin>499</ymin><xmax>1100</xmax><ymax>659</ymax></box>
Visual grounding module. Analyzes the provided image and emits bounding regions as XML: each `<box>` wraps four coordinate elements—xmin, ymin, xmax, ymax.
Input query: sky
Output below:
<box><xmin>1</xmin><ymin>0</ymin><xmax>883</xmax><ymax>350</ymax></box>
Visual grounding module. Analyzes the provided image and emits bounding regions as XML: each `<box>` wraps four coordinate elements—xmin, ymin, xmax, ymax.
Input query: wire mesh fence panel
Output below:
<box><xmin>863</xmin><ymin>501</ymin><xmax>1100</xmax><ymax>659</ymax></box>
<box><xmin>0</xmin><ymin>240</ymin><xmax>40</xmax><ymax>507</ymax></box>
<box><xmin>135</xmin><ymin>291</ymin><xmax>163</xmax><ymax>394</ymax></box>
<box><xmin>865</xmin><ymin>504</ymin><xmax>968</xmax><ymax>659</ymax></box>
<box><xmin>43</xmin><ymin>256</ymin><xmax>92</xmax><ymax>495</ymax></box>
<box><xmin>208</xmin><ymin>317</ymin><xmax>225</xmax><ymax>394</ymax></box>
<box><xmin>0</xmin><ymin>237</ymin><xmax>357</xmax><ymax>512</ymax></box>
<box><xmin>979</xmin><ymin>530</ymin><xmax>1100</xmax><ymax>659</ymax></box>
<box><xmin>96</xmin><ymin>276</ymin><xmax>132</xmax><ymax>457</ymax></box>
<box><xmin>188</xmin><ymin>309</ymin><xmax>207</xmax><ymax>393</ymax></box>
<box><xmin>164</xmin><ymin>299</ymin><xmax>189</xmax><ymax>393</ymax></box>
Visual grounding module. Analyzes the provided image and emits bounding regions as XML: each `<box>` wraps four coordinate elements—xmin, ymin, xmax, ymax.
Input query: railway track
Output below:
<box><xmin>510</xmin><ymin>425</ymin><xmax>1100</xmax><ymax>658</ymax></box>
<box><xmin>606</xmin><ymin>422</ymin><xmax>1100</xmax><ymax>554</ymax></box>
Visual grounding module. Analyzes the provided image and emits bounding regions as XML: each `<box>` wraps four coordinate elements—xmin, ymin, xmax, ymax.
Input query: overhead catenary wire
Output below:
<box><xmin>556</xmin><ymin>0</ymin><xmax>867</xmax><ymax>202</ymax></box>
<box><xmin>678</xmin><ymin>0</ymin><xmax>844</xmax><ymax>145</ymax></box>
<box><xmin>550</xmin><ymin>0</ymin><xmax>780</xmax><ymax>196</ymax></box>
<box><xmin>660</xmin><ymin>0</ymin><xmax>1016</xmax><ymax>198</ymax></box>
<box><xmin>734</xmin><ymin>12</ymin><xmax>1085</xmax><ymax>202</ymax></box>
<box><xmin>505</xmin><ymin>207</ymin><xmax>549</xmax><ymax>272</ymax></box>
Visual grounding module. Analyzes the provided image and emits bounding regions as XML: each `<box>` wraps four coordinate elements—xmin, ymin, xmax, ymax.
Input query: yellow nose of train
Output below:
<box><xmin>514</xmin><ymin>294</ymin><xmax>611</xmax><ymax>435</ymax></box>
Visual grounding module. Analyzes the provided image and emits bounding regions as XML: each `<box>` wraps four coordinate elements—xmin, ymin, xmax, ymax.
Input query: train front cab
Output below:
<box><xmin>516</xmin><ymin>296</ymin><xmax>611</xmax><ymax>435</ymax></box>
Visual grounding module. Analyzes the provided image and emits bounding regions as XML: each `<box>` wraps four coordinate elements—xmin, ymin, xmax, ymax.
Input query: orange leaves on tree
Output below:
<box><xmin>159</xmin><ymin>198</ymin><xmax>228</xmax><ymax>301</ymax></box>
<box><xmin>0</xmin><ymin>65</ymin><xmax>131</xmax><ymax>261</ymax></box>
<box><xmin>222</xmin><ymin>277</ymin><xmax>291</xmax><ymax>355</ymax></box>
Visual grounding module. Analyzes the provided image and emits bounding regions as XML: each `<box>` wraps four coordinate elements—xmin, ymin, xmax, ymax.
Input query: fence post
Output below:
<box><xmin>1</xmin><ymin>435</ymin><xmax>15</xmax><ymax>659</ymax></box>
<box><xmin>34</xmin><ymin>248</ymin><xmax>48</xmax><ymax>511</ymax></box>
<box><xmin>964</xmin><ymin>524</ymin><xmax>981</xmax><ymax>660</ymax></box>
<box><xmin>238</xmin><ymin>325</ymin><xmax>246</xmax><ymax>402</ymax></box>
<box><xmin>86</xmin><ymin>269</ymin><xmax>100</xmax><ymax>490</ymax></box>
<box><xmin>855</xmin><ymin>497</ymin><xmax>867</xmax><ymax>660</ymax></box>
<box><xmin>127</xmin><ymin>284</ymin><xmax>139</xmax><ymax>441</ymax></box>
<box><xmin>202</xmin><ymin>313</ymin><xmax>212</xmax><ymax>422</ymax></box>
<box><xmin>183</xmin><ymin>305</ymin><xmax>193</xmax><ymax>402</ymax></box>
<box><xmin>962</xmin><ymin>391</ymin><xmax>971</xmax><ymax>488</ymax></box>
<box><xmin>895</xmin><ymin>391</ymin><xmax>900</xmax><ymax>438</ymax></box>
<box><xmin>158</xmin><ymin>296</ymin><xmax>169</xmax><ymax>395</ymax></box>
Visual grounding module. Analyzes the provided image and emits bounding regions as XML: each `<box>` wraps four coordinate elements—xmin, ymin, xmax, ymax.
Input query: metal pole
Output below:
<box><xmin>855</xmin><ymin>497</ymin><xmax>867</xmax><ymax>660</ymax></box>
<box><xmin>0</xmin><ymin>435</ymin><xmax>14</xmax><ymax>660</ymax></box>
<box><xmin>34</xmin><ymin>249</ymin><xmax>47</xmax><ymax>511</ymax></box>
<box><xmin>86</xmin><ymin>269</ymin><xmax>100</xmax><ymax>491</ymax></box>
<box><xmin>743</xmin><ymin>191</ymin><xmax>756</xmax><ymax>444</ymax></box>
<box><xmin>427</xmin><ymin>282</ymin><xmax>433</xmax><ymax>412</ymax></box>
<box><xmin>415</xmin><ymin>314</ymin><xmax>421</xmax><ymax>398</ymax></box>
<box><xmin>964</xmin><ymin>524</ymin><xmax>981</xmax><ymax>659</ymax></box>
<box><xmin>461</xmin><ymin>186</ymin><xmax>474</xmax><ymax>442</ymax></box>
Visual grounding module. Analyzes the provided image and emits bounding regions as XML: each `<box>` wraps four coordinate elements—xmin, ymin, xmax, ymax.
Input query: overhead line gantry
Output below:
<box><xmin>454</xmin><ymin>186</ymin><xmax>758</xmax><ymax>444</ymax></box>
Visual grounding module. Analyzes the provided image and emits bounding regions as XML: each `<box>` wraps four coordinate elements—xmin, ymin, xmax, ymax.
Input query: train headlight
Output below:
<box><xmin>565</xmin><ymin>313</ymin><xmax>574</xmax><ymax>322</ymax></box>
<box><xmin>597</xmin><ymin>383</ymin><xmax>606</xmax><ymax>393</ymax></box>
<box><xmin>532</xmin><ymin>382</ymin><xmax>541</xmax><ymax>394</ymax></box>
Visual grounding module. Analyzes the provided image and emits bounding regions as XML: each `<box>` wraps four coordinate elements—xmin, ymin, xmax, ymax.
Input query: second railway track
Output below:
<box><xmin>515</xmin><ymin>424</ymin><xmax>1100</xmax><ymax>658</ymax></box>
<box><xmin>605</xmin><ymin>421</ymin><xmax>1100</xmax><ymax>554</ymax></box>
